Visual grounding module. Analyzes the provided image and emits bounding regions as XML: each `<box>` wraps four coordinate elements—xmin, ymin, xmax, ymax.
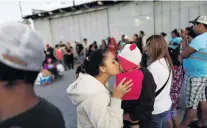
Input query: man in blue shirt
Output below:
<box><xmin>179</xmin><ymin>15</ymin><xmax>207</xmax><ymax>128</ymax></box>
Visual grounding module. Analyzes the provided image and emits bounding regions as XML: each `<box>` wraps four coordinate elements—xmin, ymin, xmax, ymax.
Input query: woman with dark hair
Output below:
<box><xmin>185</xmin><ymin>27</ymin><xmax>198</xmax><ymax>41</ymax></box>
<box><xmin>147</xmin><ymin>35</ymin><xmax>173</xmax><ymax>128</ymax></box>
<box><xmin>63</xmin><ymin>42</ymin><xmax>74</xmax><ymax>70</ymax></box>
<box><xmin>54</xmin><ymin>44</ymin><xmax>64</xmax><ymax>64</ymax></box>
<box><xmin>133</xmin><ymin>34</ymin><xmax>143</xmax><ymax>54</ymax></box>
<box><xmin>86</xmin><ymin>44</ymin><xmax>95</xmax><ymax>57</ymax></box>
<box><xmin>100</xmin><ymin>40</ymin><xmax>107</xmax><ymax>49</ymax></box>
<box><xmin>139</xmin><ymin>31</ymin><xmax>147</xmax><ymax>51</ymax></box>
<box><xmin>160</xmin><ymin>32</ymin><xmax>167</xmax><ymax>37</ymax></box>
<box><xmin>67</xmin><ymin>49</ymin><xmax>133</xmax><ymax>128</ymax></box>
<box><xmin>167</xmin><ymin>44</ymin><xmax>184</xmax><ymax>128</ymax></box>
<box><xmin>160</xmin><ymin>32</ymin><xmax>169</xmax><ymax>44</ymax></box>
<box><xmin>93</xmin><ymin>41</ymin><xmax>98</xmax><ymax>50</ymax></box>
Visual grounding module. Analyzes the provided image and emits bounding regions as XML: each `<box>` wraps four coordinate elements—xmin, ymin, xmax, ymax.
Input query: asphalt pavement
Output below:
<box><xmin>34</xmin><ymin>70</ymin><xmax>206</xmax><ymax>128</ymax></box>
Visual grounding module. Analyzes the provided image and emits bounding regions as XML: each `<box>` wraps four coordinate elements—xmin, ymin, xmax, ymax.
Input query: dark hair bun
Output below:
<box><xmin>80</xmin><ymin>48</ymin><xmax>108</xmax><ymax>77</ymax></box>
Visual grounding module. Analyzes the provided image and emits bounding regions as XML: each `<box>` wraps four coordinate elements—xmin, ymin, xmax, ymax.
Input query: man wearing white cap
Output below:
<box><xmin>179</xmin><ymin>15</ymin><xmax>207</xmax><ymax>128</ymax></box>
<box><xmin>0</xmin><ymin>22</ymin><xmax>65</xmax><ymax>128</ymax></box>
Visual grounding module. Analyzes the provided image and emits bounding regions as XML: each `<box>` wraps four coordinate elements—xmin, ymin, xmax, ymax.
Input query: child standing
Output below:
<box><xmin>168</xmin><ymin>46</ymin><xmax>184</xmax><ymax>128</ymax></box>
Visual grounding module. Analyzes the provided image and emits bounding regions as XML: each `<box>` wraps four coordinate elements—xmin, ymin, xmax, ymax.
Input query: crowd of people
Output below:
<box><xmin>0</xmin><ymin>15</ymin><xmax>207</xmax><ymax>128</ymax></box>
<box><xmin>69</xmin><ymin>15</ymin><xmax>207</xmax><ymax>128</ymax></box>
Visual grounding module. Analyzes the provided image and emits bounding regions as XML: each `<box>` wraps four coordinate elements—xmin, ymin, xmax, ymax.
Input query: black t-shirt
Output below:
<box><xmin>0</xmin><ymin>98</ymin><xmax>65</xmax><ymax>128</ymax></box>
<box><xmin>122</xmin><ymin>68</ymin><xmax>157</xmax><ymax>128</ymax></box>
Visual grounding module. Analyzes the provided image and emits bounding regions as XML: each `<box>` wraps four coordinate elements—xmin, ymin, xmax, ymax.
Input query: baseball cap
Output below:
<box><xmin>189</xmin><ymin>15</ymin><xmax>207</xmax><ymax>25</ymax></box>
<box><xmin>0</xmin><ymin>22</ymin><xmax>45</xmax><ymax>72</ymax></box>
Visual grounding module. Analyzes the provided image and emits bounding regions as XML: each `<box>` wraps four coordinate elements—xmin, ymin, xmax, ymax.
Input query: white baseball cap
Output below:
<box><xmin>189</xmin><ymin>15</ymin><xmax>207</xmax><ymax>25</ymax></box>
<box><xmin>0</xmin><ymin>22</ymin><xmax>45</xmax><ymax>71</ymax></box>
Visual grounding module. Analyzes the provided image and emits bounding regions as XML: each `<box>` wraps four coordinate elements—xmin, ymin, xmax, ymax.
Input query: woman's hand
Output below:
<box><xmin>187</xmin><ymin>35</ymin><xmax>193</xmax><ymax>42</ymax></box>
<box><xmin>112</xmin><ymin>78</ymin><xmax>133</xmax><ymax>99</ymax></box>
<box><xmin>180</xmin><ymin>29</ymin><xmax>187</xmax><ymax>39</ymax></box>
<box><xmin>123</xmin><ymin>113</ymin><xmax>139</xmax><ymax>123</ymax></box>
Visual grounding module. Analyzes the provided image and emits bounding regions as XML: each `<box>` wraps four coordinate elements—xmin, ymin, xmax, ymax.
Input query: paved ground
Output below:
<box><xmin>34</xmin><ymin>69</ymin><xmax>116</xmax><ymax>128</ymax></box>
<box><xmin>34</xmin><ymin>70</ymin><xmax>78</xmax><ymax>128</ymax></box>
<box><xmin>34</xmin><ymin>70</ymin><xmax>206</xmax><ymax>128</ymax></box>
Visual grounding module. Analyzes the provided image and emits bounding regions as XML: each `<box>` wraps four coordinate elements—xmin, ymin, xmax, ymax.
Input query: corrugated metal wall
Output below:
<box><xmin>33</xmin><ymin>1</ymin><xmax>207</xmax><ymax>47</ymax></box>
<box><xmin>33</xmin><ymin>18</ymin><xmax>52</xmax><ymax>45</ymax></box>
<box><xmin>108</xmin><ymin>2</ymin><xmax>154</xmax><ymax>40</ymax></box>
<box><xmin>155</xmin><ymin>1</ymin><xmax>207</xmax><ymax>39</ymax></box>
<box><xmin>41</xmin><ymin>9</ymin><xmax>109</xmax><ymax>47</ymax></box>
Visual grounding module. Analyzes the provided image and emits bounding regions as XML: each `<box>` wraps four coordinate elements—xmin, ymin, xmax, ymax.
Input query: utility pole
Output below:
<box><xmin>73</xmin><ymin>0</ymin><xmax>75</xmax><ymax>6</ymax></box>
<box><xmin>18</xmin><ymin>1</ymin><xmax>23</xmax><ymax>18</ymax></box>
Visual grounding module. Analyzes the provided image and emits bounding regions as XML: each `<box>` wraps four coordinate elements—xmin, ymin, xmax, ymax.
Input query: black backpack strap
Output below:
<box><xmin>155</xmin><ymin>70</ymin><xmax>171</xmax><ymax>97</ymax></box>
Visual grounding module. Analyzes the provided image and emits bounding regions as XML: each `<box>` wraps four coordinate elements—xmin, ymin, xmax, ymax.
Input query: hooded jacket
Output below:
<box><xmin>66</xmin><ymin>73</ymin><xmax>123</xmax><ymax>128</ymax></box>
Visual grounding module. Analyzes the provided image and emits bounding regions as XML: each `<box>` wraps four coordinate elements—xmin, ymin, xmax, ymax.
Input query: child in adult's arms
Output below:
<box><xmin>118</xmin><ymin>44</ymin><xmax>157</xmax><ymax>128</ymax></box>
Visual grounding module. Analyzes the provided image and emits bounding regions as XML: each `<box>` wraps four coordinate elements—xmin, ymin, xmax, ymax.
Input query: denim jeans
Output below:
<box><xmin>151</xmin><ymin>111</ymin><xmax>169</xmax><ymax>128</ymax></box>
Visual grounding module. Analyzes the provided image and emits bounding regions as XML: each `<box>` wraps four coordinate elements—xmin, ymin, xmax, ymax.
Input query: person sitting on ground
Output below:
<box><xmin>35</xmin><ymin>68</ymin><xmax>53</xmax><ymax>86</ymax></box>
<box><xmin>43</xmin><ymin>58</ymin><xmax>58</xmax><ymax>79</ymax></box>
<box><xmin>0</xmin><ymin>22</ymin><xmax>65</xmax><ymax>128</ymax></box>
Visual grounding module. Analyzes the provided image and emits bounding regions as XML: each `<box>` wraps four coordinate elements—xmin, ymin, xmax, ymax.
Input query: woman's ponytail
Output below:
<box><xmin>80</xmin><ymin>57</ymin><xmax>90</xmax><ymax>74</ymax></box>
<box><xmin>79</xmin><ymin>48</ymin><xmax>108</xmax><ymax>77</ymax></box>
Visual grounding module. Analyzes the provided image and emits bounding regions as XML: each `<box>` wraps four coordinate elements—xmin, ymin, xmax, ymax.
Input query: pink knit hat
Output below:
<box><xmin>117</xmin><ymin>43</ymin><xmax>142</xmax><ymax>72</ymax></box>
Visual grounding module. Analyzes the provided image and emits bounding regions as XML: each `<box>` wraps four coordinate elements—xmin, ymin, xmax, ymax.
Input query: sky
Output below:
<box><xmin>0</xmin><ymin>0</ymin><xmax>90</xmax><ymax>23</ymax></box>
